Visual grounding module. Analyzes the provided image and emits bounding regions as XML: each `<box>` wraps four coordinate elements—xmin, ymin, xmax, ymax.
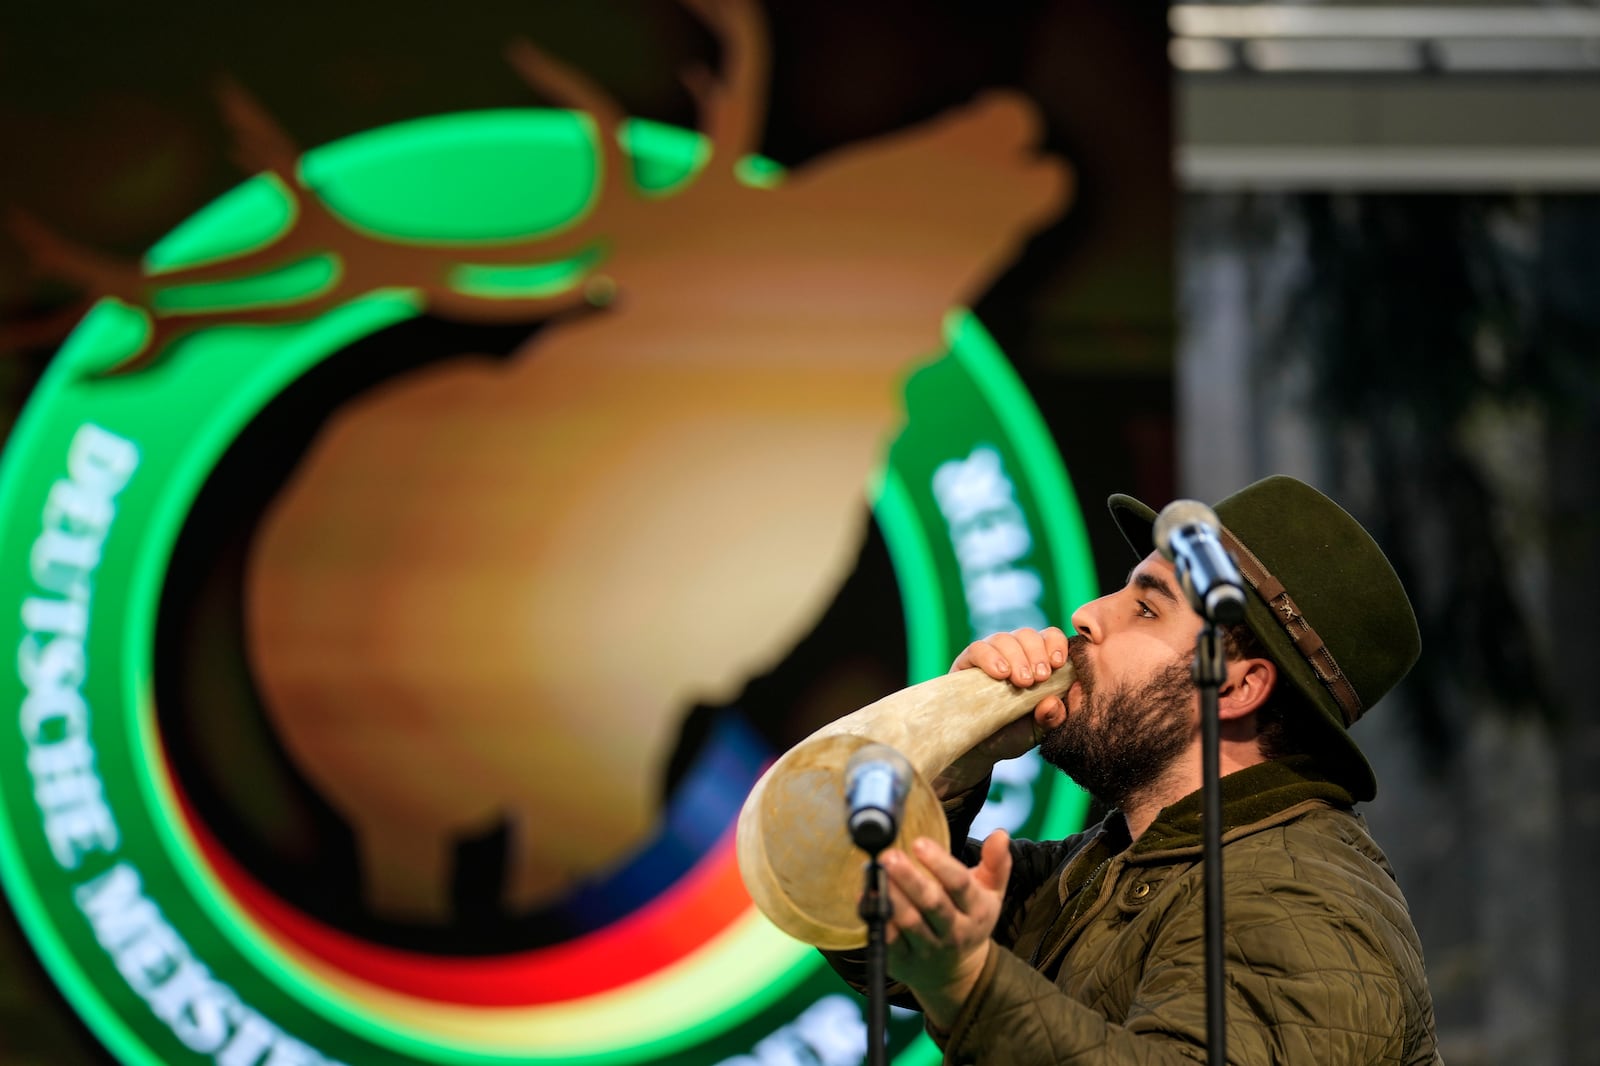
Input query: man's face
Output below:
<box><xmin>1038</xmin><ymin>553</ymin><xmax>1203</xmax><ymax>809</ymax></box>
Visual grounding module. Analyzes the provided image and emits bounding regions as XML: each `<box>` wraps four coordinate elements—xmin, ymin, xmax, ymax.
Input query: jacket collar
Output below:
<box><xmin>1127</xmin><ymin>755</ymin><xmax>1356</xmax><ymax>863</ymax></box>
<box><xmin>1034</xmin><ymin>758</ymin><xmax>1358</xmax><ymax>979</ymax></box>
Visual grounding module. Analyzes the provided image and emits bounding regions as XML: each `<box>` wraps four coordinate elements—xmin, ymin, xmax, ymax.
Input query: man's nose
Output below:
<box><xmin>1069</xmin><ymin>597</ymin><xmax>1102</xmax><ymax>643</ymax></box>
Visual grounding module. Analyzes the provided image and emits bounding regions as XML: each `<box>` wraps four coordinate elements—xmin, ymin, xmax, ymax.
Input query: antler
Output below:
<box><xmin>9</xmin><ymin>209</ymin><xmax>139</xmax><ymax>300</ymax></box>
<box><xmin>3</xmin><ymin>208</ymin><xmax>144</xmax><ymax>361</ymax></box>
<box><xmin>12</xmin><ymin>77</ymin><xmax>615</xmax><ymax>374</ymax></box>
<box><xmin>217</xmin><ymin>76</ymin><xmax>303</xmax><ymax>180</ymax></box>
<box><xmin>8</xmin><ymin>2</ymin><xmax>780</xmax><ymax>375</ymax></box>
<box><xmin>678</xmin><ymin>0</ymin><xmax>771</xmax><ymax>168</ymax></box>
<box><xmin>504</xmin><ymin>36</ymin><xmax>638</xmax><ymax>235</ymax></box>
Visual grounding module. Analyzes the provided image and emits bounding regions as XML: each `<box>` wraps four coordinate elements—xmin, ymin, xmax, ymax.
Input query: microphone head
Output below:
<box><xmin>844</xmin><ymin>743</ymin><xmax>912</xmax><ymax>854</ymax></box>
<box><xmin>1152</xmin><ymin>499</ymin><xmax>1222</xmax><ymax>561</ymax></box>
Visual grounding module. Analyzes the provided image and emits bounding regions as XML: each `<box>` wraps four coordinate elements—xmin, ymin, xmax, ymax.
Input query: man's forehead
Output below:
<box><xmin>1125</xmin><ymin>553</ymin><xmax>1183</xmax><ymax>605</ymax></box>
<box><xmin>1125</xmin><ymin>552</ymin><xmax>1176</xmax><ymax>584</ymax></box>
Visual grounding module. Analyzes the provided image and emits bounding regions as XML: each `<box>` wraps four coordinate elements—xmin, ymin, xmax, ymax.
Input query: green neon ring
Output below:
<box><xmin>0</xmin><ymin>108</ymin><xmax>1098</xmax><ymax>1066</ymax></box>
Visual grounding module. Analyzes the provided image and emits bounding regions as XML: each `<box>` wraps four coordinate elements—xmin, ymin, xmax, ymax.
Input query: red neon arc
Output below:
<box><xmin>180</xmin><ymin>793</ymin><xmax>752</xmax><ymax>1007</ymax></box>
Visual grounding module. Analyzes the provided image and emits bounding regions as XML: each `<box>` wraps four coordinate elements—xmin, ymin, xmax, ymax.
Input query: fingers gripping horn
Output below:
<box><xmin>734</xmin><ymin>665</ymin><xmax>1075</xmax><ymax>949</ymax></box>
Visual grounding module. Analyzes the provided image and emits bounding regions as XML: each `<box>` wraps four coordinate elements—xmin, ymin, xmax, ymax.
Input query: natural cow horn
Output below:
<box><xmin>734</xmin><ymin>665</ymin><xmax>1074</xmax><ymax>949</ymax></box>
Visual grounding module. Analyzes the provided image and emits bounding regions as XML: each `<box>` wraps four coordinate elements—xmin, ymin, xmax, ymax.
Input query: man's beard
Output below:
<box><xmin>1038</xmin><ymin>636</ymin><xmax>1194</xmax><ymax>811</ymax></box>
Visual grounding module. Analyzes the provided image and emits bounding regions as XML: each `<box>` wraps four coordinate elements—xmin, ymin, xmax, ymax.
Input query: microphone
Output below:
<box><xmin>844</xmin><ymin>743</ymin><xmax>913</xmax><ymax>854</ymax></box>
<box><xmin>1153</xmin><ymin>500</ymin><xmax>1248</xmax><ymax>624</ymax></box>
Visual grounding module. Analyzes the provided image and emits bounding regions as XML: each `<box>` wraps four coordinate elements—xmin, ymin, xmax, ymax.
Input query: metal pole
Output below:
<box><xmin>859</xmin><ymin>858</ymin><xmax>891</xmax><ymax>1066</ymax></box>
<box><xmin>1195</xmin><ymin>622</ymin><xmax>1227</xmax><ymax>1066</ymax></box>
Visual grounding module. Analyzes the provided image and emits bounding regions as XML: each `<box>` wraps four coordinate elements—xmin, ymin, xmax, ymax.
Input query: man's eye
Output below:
<box><xmin>1136</xmin><ymin>600</ymin><xmax>1156</xmax><ymax>619</ymax></box>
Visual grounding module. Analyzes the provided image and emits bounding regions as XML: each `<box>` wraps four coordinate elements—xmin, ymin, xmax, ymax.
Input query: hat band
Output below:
<box><xmin>1218</xmin><ymin>526</ymin><xmax>1364</xmax><ymax>725</ymax></box>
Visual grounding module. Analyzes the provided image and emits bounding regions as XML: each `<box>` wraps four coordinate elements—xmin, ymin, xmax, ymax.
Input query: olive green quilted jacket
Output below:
<box><xmin>829</xmin><ymin>757</ymin><xmax>1442</xmax><ymax>1065</ymax></box>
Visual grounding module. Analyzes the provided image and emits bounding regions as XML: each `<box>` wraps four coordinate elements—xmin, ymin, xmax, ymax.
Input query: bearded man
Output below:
<box><xmin>825</xmin><ymin>475</ymin><xmax>1442</xmax><ymax>1064</ymax></box>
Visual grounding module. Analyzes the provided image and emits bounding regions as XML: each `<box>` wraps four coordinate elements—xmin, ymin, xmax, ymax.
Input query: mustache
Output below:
<box><xmin>1066</xmin><ymin>634</ymin><xmax>1092</xmax><ymax>685</ymax></box>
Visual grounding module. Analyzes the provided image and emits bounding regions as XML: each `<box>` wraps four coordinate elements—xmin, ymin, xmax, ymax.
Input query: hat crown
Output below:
<box><xmin>1212</xmin><ymin>475</ymin><xmax>1420</xmax><ymax>717</ymax></box>
<box><xmin>1108</xmin><ymin>475</ymin><xmax>1420</xmax><ymax>802</ymax></box>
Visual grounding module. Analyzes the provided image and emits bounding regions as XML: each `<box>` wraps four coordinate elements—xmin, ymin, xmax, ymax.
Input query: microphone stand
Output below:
<box><xmin>1158</xmin><ymin>498</ymin><xmax>1244</xmax><ymax>1066</ymax></box>
<box><xmin>1194</xmin><ymin>620</ymin><xmax>1227</xmax><ymax>1066</ymax></box>
<box><xmin>858</xmin><ymin>850</ymin><xmax>892</xmax><ymax>1066</ymax></box>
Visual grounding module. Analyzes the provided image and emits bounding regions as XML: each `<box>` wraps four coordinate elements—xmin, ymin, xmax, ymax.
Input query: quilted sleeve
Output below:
<box><xmin>942</xmin><ymin>872</ymin><xmax>1412</xmax><ymax>1065</ymax></box>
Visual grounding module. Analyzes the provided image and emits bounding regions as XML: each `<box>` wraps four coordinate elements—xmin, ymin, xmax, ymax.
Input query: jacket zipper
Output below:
<box><xmin>1031</xmin><ymin>854</ymin><xmax>1119</xmax><ymax>971</ymax></box>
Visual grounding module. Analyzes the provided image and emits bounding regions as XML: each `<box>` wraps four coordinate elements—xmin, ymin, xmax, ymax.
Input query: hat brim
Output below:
<box><xmin>1105</xmin><ymin>492</ymin><xmax>1379</xmax><ymax>802</ymax></box>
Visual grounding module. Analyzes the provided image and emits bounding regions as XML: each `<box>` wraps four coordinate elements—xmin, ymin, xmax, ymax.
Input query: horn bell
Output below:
<box><xmin>735</xmin><ymin>665</ymin><xmax>1074</xmax><ymax>949</ymax></box>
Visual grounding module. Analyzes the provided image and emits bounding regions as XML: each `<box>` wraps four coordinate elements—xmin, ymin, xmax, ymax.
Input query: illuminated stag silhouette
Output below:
<box><xmin>16</xmin><ymin>0</ymin><xmax>1071</xmax><ymax>923</ymax></box>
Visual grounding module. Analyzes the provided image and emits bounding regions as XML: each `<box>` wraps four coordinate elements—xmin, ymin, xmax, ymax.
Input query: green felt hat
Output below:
<box><xmin>1107</xmin><ymin>475</ymin><xmax>1420</xmax><ymax>801</ymax></box>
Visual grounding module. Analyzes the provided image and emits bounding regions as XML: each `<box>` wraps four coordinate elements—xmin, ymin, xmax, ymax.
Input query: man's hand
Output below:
<box><xmin>950</xmin><ymin>625</ymin><xmax>1071</xmax><ymax>692</ymax></box>
<box><xmin>882</xmin><ymin>831</ymin><xmax>1013</xmax><ymax>1032</ymax></box>
<box><xmin>933</xmin><ymin>626</ymin><xmax>1072</xmax><ymax>796</ymax></box>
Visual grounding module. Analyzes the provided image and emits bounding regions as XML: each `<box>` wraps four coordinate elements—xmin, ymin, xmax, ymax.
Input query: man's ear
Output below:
<box><xmin>1218</xmin><ymin>657</ymin><xmax>1276</xmax><ymax>721</ymax></box>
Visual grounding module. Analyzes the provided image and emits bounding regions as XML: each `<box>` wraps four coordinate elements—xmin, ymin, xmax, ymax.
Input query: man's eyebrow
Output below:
<box><xmin>1128</xmin><ymin>569</ymin><xmax>1180</xmax><ymax>605</ymax></box>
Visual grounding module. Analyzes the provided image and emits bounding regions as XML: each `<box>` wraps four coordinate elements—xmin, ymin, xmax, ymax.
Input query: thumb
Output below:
<box><xmin>974</xmin><ymin>829</ymin><xmax>1012</xmax><ymax>893</ymax></box>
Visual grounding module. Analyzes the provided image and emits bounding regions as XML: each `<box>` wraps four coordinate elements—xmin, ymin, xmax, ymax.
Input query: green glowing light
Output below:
<box><xmin>146</xmin><ymin>174</ymin><xmax>297</xmax><ymax>274</ymax></box>
<box><xmin>301</xmin><ymin>110</ymin><xmax>598</xmax><ymax>241</ymax></box>
<box><xmin>451</xmin><ymin>243</ymin><xmax>606</xmax><ymax>300</ymax></box>
<box><xmin>871</xmin><ymin>463</ymin><xmax>951</xmax><ymax>685</ymax></box>
<box><xmin>151</xmin><ymin>253</ymin><xmax>340</xmax><ymax>313</ymax></box>
<box><xmin>943</xmin><ymin>308</ymin><xmax>1098</xmax><ymax>623</ymax></box>
<box><xmin>52</xmin><ymin>299</ymin><xmax>151</xmax><ymax>377</ymax></box>
<box><xmin>734</xmin><ymin>155</ymin><xmax>785</xmax><ymax>189</ymax></box>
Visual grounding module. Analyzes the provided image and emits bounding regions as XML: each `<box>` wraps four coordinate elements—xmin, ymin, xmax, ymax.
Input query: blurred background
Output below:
<box><xmin>1</xmin><ymin>1</ymin><xmax>1596</xmax><ymax>1064</ymax></box>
